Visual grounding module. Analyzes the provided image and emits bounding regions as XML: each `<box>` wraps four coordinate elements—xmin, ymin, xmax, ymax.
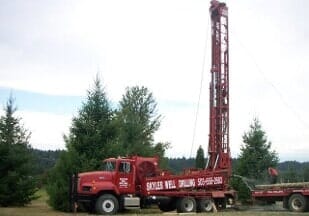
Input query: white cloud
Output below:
<box><xmin>18</xmin><ymin>111</ymin><xmax>72</xmax><ymax>150</ymax></box>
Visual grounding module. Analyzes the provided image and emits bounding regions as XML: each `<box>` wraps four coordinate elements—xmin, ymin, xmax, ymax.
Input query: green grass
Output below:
<box><xmin>0</xmin><ymin>189</ymin><xmax>307</xmax><ymax>216</ymax></box>
<box><xmin>0</xmin><ymin>189</ymin><xmax>86</xmax><ymax>216</ymax></box>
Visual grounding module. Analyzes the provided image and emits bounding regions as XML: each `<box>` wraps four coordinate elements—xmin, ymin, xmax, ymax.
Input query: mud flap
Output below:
<box><xmin>69</xmin><ymin>173</ymin><xmax>78</xmax><ymax>212</ymax></box>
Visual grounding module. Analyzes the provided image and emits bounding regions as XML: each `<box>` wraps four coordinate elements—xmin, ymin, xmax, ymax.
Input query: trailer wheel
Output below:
<box><xmin>288</xmin><ymin>194</ymin><xmax>307</xmax><ymax>212</ymax></box>
<box><xmin>197</xmin><ymin>198</ymin><xmax>213</xmax><ymax>212</ymax></box>
<box><xmin>95</xmin><ymin>194</ymin><xmax>119</xmax><ymax>215</ymax></box>
<box><xmin>176</xmin><ymin>197</ymin><xmax>196</xmax><ymax>213</ymax></box>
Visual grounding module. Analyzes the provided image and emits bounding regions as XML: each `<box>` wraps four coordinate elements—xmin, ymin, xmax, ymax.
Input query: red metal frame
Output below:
<box><xmin>253</xmin><ymin>189</ymin><xmax>309</xmax><ymax>198</ymax></box>
<box><xmin>207</xmin><ymin>0</ymin><xmax>230</xmax><ymax>177</ymax></box>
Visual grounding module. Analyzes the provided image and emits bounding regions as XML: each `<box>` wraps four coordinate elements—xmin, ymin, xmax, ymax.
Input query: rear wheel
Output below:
<box><xmin>288</xmin><ymin>194</ymin><xmax>307</xmax><ymax>212</ymax></box>
<box><xmin>176</xmin><ymin>197</ymin><xmax>196</xmax><ymax>213</ymax></box>
<box><xmin>95</xmin><ymin>194</ymin><xmax>119</xmax><ymax>215</ymax></box>
<box><xmin>197</xmin><ymin>198</ymin><xmax>213</xmax><ymax>212</ymax></box>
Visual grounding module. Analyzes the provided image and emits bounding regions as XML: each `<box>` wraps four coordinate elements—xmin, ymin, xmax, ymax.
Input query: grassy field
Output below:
<box><xmin>0</xmin><ymin>189</ymin><xmax>308</xmax><ymax>216</ymax></box>
<box><xmin>0</xmin><ymin>189</ymin><xmax>84</xmax><ymax>216</ymax></box>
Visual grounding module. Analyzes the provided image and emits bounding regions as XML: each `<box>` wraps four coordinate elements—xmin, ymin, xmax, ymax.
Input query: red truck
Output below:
<box><xmin>71</xmin><ymin>156</ymin><xmax>236</xmax><ymax>214</ymax></box>
<box><xmin>70</xmin><ymin>0</ymin><xmax>234</xmax><ymax>214</ymax></box>
<box><xmin>252</xmin><ymin>182</ymin><xmax>309</xmax><ymax>212</ymax></box>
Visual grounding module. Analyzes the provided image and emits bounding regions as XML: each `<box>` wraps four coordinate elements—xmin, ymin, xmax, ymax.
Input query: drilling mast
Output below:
<box><xmin>207</xmin><ymin>0</ymin><xmax>231</xmax><ymax>176</ymax></box>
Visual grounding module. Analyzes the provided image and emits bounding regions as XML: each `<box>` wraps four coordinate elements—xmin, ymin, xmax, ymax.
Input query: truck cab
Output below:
<box><xmin>72</xmin><ymin>156</ymin><xmax>159</xmax><ymax>214</ymax></box>
<box><xmin>77</xmin><ymin>158</ymin><xmax>136</xmax><ymax>196</ymax></box>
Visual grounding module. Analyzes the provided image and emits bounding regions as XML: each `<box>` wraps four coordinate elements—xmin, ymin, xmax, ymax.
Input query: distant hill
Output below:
<box><xmin>277</xmin><ymin>161</ymin><xmax>309</xmax><ymax>182</ymax></box>
<box><xmin>31</xmin><ymin>149</ymin><xmax>64</xmax><ymax>176</ymax></box>
<box><xmin>167</xmin><ymin>157</ymin><xmax>195</xmax><ymax>174</ymax></box>
<box><xmin>278</xmin><ymin>160</ymin><xmax>309</xmax><ymax>171</ymax></box>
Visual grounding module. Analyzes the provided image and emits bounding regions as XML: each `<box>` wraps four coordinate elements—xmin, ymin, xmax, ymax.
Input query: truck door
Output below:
<box><xmin>116</xmin><ymin>161</ymin><xmax>135</xmax><ymax>194</ymax></box>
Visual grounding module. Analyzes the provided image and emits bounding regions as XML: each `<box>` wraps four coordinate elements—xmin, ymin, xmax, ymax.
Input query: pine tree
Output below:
<box><xmin>116</xmin><ymin>86</ymin><xmax>161</xmax><ymax>156</ymax></box>
<box><xmin>231</xmin><ymin>118</ymin><xmax>279</xmax><ymax>201</ymax></box>
<box><xmin>0</xmin><ymin>96</ymin><xmax>37</xmax><ymax>206</ymax></box>
<box><xmin>47</xmin><ymin>77</ymin><xmax>116</xmax><ymax>211</ymax></box>
<box><xmin>236</xmin><ymin>118</ymin><xmax>279</xmax><ymax>180</ymax></box>
<box><xmin>195</xmin><ymin>145</ymin><xmax>205</xmax><ymax>169</ymax></box>
<box><xmin>67</xmin><ymin>77</ymin><xmax>116</xmax><ymax>169</ymax></box>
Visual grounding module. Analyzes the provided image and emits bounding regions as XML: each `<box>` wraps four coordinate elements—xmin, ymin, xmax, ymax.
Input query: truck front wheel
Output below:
<box><xmin>176</xmin><ymin>197</ymin><xmax>196</xmax><ymax>213</ymax></box>
<box><xmin>288</xmin><ymin>194</ymin><xmax>307</xmax><ymax>212</ymax></box>
<box><xmin>95</xmin><ymin>194</ymin><xmax>119</xmax><ymax>215</ymax></box>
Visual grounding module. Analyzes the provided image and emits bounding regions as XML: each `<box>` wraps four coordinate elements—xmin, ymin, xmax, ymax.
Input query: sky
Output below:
<box><xmin>0</xmin><ymin>0</ymin><xmax>308</xmax><ymax>162</ymax></box>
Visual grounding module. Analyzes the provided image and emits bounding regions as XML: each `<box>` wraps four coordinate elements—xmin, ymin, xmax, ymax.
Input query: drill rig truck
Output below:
<box><xmin>70</xmin><ymin>1</ymin><xmax>235</xmax><ymax>214</ymax></box>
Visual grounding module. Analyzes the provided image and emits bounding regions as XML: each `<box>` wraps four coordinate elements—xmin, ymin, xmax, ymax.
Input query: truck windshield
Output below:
<box><xmin>102</xmin><ymin>161</ymin><xmax>116</xmax><ymax>171</ymax></box>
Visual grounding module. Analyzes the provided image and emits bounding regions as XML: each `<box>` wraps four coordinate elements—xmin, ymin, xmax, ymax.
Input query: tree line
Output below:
<box><xmin>0</xmin><ymin>76</ymin><xmax>306</xmax><ymax>209</ymax></box>
<box><xmin>32</xmin><ymin>150</ymin><xmax>309</xmax><ymax>184</ymax></box>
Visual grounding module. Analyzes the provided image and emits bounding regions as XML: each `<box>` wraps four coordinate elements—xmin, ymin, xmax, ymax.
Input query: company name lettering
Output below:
<box><xmin>146</xmin><ymin>176</ymin><xmax>223</xmax><ymax>191</ymax></box>
<box><xmin>146</xmin><ymin>181</ymin><xmax>164</xmax><ymax>191</ymax></box>
<box><xmin>178</xmin><ymin>178</ymin><xmax>195</xmax><ymax>188</ymax></box>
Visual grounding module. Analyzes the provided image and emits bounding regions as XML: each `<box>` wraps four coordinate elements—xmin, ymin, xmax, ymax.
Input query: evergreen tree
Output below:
<box><xmin>236</xmin><ymin>118</ymin><xmax>279</xmax><ymax>180</ymax></box>
<box><xmin>67</xmin><ymin>77</ymin><xmax>116</xmax><ymax>169</ymax></box>
<box><xmin>231</xmin><ymin>118</ymin><xmax>279</xmax><ymax>201</ymax></box>
<box><xmin>195</xmin><ymin>145</ymin><xmax>205</xmax><ymax>169</ymax></box>
<box><xmin>115</xmin><ymin>86</ymin><xmax>162</xmax><ymax>156</ymax></box>
<box><xmin>0</xmin><ymin>96</ymin><xmax>37</xmax><ymax>206</ymax></box>
<box><xmin>47</xmin><ymin>77</ymin><xmax>116</xmax><ymax>211</ymax></box>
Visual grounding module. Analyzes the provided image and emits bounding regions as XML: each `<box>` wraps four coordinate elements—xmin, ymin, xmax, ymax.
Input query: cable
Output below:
<box><xmin>234</xmin><ymin>32</ymin><xmax>309</xmax><ymax>129</ymax></box>
<box><xmin>189</xmin><ymin>15</ymin><xmax>210</xmax><ymax>158</ymax></box>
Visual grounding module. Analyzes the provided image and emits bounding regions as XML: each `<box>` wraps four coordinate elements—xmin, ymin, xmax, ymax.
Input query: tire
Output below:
<box><xmin>95</xmin><ymin>194</ymin><xmax>119</xmax><ymax>215</ymax></box>
<box><xmin>176</xmin><ymin>197</ymin><xmax>196</xmax><ymax>213</ymax></box>
<box><xmin>197</xmin><ymin>198</ymin><xmax>213</xmax><ymax>212</ymax></box>
<box><xmin>288</xmin><ymin>194</ymin><xmax>307</xmax><ymax>212</ymax></box>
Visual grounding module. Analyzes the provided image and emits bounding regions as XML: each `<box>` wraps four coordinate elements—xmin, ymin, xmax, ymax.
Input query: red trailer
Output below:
<box><xmin>70</xmin><ymin>0</ymin><xmax>235</xmax><ymax>214</ymax></box>
<box><xmin>252</xmin><ymin>182</ymin><xmax>309</xmax><ymax>212</ymax></box>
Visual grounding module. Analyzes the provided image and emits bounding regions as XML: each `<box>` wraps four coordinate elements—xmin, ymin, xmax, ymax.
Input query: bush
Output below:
<box><xmin>230</xmin><ymin>177</ymin><xmax>251</xmax><ymax>203</ymax></box>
